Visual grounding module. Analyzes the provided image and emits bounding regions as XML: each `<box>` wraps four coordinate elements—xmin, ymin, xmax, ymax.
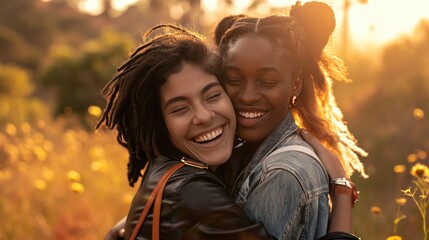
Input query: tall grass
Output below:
<box><xmin>0</xmin><ymin>113</ymin><xmax>136</xmax><ymax>239</ymax></box>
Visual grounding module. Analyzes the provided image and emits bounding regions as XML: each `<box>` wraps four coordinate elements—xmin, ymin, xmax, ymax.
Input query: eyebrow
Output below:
<box><xmin>164</xmin><ymin>81</ymin><xmax>221</xmax><ymax>108</ymax></box>
<box><xmin>224</xmin><ymin>65</ymin><xmax>281</xmax><ymax>74</ymax></box>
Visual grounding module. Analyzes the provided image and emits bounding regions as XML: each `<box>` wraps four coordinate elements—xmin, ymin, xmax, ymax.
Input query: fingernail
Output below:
<box><xmin>302</xmin><ymin>129</ymin><xmax>308</xmax><ymax>135</ymax></box>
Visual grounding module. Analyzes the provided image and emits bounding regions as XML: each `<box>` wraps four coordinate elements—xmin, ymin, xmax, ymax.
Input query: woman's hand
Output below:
<box><xmin>104</xmin><ymin>216</ymin><xmax>126</xmax><ymax>240</ymax></box>
<box><xmin>300</xmin><ymin>129</ymin><xmax>347</xmax><ymax>179</ymax></box>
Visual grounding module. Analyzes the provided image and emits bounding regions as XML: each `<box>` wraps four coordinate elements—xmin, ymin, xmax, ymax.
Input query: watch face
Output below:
<box><xmin>330</xmin><ymin>178</ymin><xmax>359</xmax><ymax>207</ymax></box>
<box><xmin>331</xmin><ymin>178</ymin><xmax>353</xmax><ymax>189</ymax></box>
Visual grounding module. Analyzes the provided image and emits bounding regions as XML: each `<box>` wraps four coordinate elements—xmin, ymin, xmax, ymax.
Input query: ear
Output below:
<box><xmin>292</xmin><ymin>75</ymin><xmax>302</xmax><ymax>96</ymax></box>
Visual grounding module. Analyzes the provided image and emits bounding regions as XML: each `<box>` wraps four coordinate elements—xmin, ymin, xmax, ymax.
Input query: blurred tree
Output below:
<box><xmin>38</xmin><ymin>30</ymin><xmax>133</xmax><ymax>128</ymax></box>
<box><xmin>355</xmin><ymin>19</ymin><xmax>429</xmax><ymax>157</ymax></box>
<box><xmin>0</xmin><ymin>0</ymin><xmax>109</xmax><ymax>68</ymax></box>
<box><xmin>0</xmin><ymin>64</ymin><xmax>46</xmax><ymax>125</ymax></box>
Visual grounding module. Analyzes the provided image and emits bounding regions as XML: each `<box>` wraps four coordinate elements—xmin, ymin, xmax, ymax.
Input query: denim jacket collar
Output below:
<box><xmin>241</xmin><ymin>112</ymin><xmax>298</xmax><ymax>181</ymax></box>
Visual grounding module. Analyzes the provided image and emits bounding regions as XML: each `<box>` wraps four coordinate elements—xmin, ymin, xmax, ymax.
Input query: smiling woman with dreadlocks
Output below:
<box><xmin>97</xmin><ymin>24</ymin><xmax>269</xmax><ymax>240</ymax></box>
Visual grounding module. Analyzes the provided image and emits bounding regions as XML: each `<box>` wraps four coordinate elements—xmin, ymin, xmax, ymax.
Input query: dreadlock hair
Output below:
<box><xmin>96</xmin><ymin>24</ymin><xmax>222</xmax><ymax>186</ymax></box>
<box><xmin>215</xmin><ymin>1</ymin><xmax>367</xmax><ymax>178</ymax></box>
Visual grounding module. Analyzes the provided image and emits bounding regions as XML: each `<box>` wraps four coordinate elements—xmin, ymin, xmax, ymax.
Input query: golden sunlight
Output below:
<box><xmin>202</xmin><ymin>0</ymin><xmax>219</xmax><ymax>12</ymax></box>
<box><xmin>267</xmin><ymin>0</ymin><xmax>290</xmax><ymax>8</ymax></box>
<box><xmin>233</xmin><ymin>0</ymin><xmax>252</xmax><ymax>11</ymax></box>
<box><xmin>112</xmin><ymin>0</ymin><xmax>139</xmax><ymax>12</ymax></box>
<box><xmin>228</xmin><ymin>0</ymin><xmax>429</xmax><ymax>44</ymax></box>
<box><xmin>76</xmin><ymin>0</ymin><xmax>429</xmax><ymax>45</ymax></box>
<box><xmin>78</xmin><ymin>0</ymin><xmax>103</xmax><ymax>15</ymax></box>
<box><xmin>340</xmin><ymin>0</ymin><xmax>429</xmax><ymax>44</ymax></box>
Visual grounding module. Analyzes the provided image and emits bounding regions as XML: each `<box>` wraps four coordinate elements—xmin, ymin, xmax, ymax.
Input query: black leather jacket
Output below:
<box><xmin>124</xmin><ymin>156</ymin><xmax>269</xmax><ymax>240</ymax></box>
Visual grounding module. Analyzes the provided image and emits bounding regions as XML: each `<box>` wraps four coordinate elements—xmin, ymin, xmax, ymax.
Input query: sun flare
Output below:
<box><xmin>333</xmin><ymin>0</ymin><xmax>429</xmax><ymax>44</ymax></box>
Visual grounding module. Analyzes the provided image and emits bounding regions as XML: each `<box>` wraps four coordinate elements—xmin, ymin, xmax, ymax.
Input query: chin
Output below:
<box><xmin>238</xmin><ymin>130</ymin><xmax>266</xmax><ymax>144</ymax></box>
<box><xmin>206</xmin><ymin>151</ymin><xmax>232</xmax><ymax>166</ymax></box>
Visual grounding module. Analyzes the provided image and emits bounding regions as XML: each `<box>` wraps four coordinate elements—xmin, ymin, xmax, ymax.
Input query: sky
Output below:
<box><xmin>76</xmin><ymin>0</ymin><xmax>429</xmax><ymax>45</ymax></box>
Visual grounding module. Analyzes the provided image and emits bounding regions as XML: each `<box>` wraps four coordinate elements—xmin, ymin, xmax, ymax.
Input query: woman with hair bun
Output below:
<box><xmin>215</xmin><ymin>1</ymin><xmax>365</xmax><ymax>239</ymax></box>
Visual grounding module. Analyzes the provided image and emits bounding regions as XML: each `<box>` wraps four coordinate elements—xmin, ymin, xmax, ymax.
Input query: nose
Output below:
<box><xmin>192</xmin><ymin>103</ymin><xmax>215</xmax><ymax>125</ymax></box>
<box><xmin>239</xmin><ymin>83</ymin><xmax>260</xmax><ymax>105</ymax></box>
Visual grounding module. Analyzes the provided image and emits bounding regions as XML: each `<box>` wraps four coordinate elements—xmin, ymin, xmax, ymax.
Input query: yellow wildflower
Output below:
<box><xmin>91</xmin><ymin>159</ymin><xmax>108</xmax><ymax>173</ymax></box>
<box><xmin>33</xmin><ymin>179</ymin><xmax>47</xmax><ymax>191</ymax></box>
<box><xmin>395</xmin><ymin>198</ymin><xmax>407</xmax><ymax>206</ymax></box>
<box><xmin>386</xmin><ymin>235</ymin><xmax>402</xmax><ymax>240</ymax></box>
<box><xmin>36</xmin><ymin>120</ymin><xmax>46</xmax><ymax>129</ymax></box>
<box><xmin>393</xmin><ymin>164</ymin><xmax>406</xmax><ymax>174</ymax></box>
<box><xmin>401</xmin><ymin>187</ymin><xmax>413</xmax><ymax>196</ymax></box>
<box><xmin>417</xmin><ymin>150</ymin><xmax>428</xmax><ymax>160</ymax></box>
<box><xmin>90</xmin><ymin>146</ymin><xmax>105</xmax><ymax>159</ymax></box>
<box><xmin>410</xmin><ymin>163</ymin><xmax>429</xmax><ymax>178</ymax></box>
<box><xmin>70</xmin><ymin>182</ymin><xmax>85</xmax><ymax>193</ymax></box>
<box><xmin>88</xmin><ymin>105</ymin><xmax>102</xmax><ymax>117</ymax></box>
<box><xmin>63</xmin><ymin>130</ymin><xmax>77</xmax><ymax>143</ymax></box>
<box><xmin>371</xmin><ymin>206</ymin><xmax>381</xmax><ymax>215</ymax></box>
<box><xmin>33</xmin><ymin>146</ymin><xmax>47</xmax><ymax>161</ymax></box>
<box><xmin>20</xmin><ymin>122</ymin><xmax>31</xmax><ymax>134</ymax></box>
<box><xmin>67</xmin><ymin>170</ymin><xmax>81</xmax><ymax>181</ymax></box>
<box><xmin>5</xmin><ymin>123</ymin><xmax>17</xmax><ymax>136</ymax></box>
<box><xmin>413</xmin><ymin>108</ymin><xmax>424</xmax><ymax>119</ymax></box>
<box><xmin>407</xmin><ymin>153</ymin><xmax>417</xmax><ymax>163</ymax></box>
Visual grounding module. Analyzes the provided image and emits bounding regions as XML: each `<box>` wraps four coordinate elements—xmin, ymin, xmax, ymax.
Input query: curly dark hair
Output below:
<box><xmin>215</xmin><ymin>1</ymin><xmax>367</xmax><ymax>177</ymax></box>
<box><xmin>96</xmin><ymin>24</ymin><xmax>222</xmax><ymax>186</ymax></box>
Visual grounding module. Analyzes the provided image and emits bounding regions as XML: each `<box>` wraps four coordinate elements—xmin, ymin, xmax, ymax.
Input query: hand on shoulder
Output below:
<box><xmin>300</xmin><ymin>129</ymin><xmax>347</xmax><ymax>179</ymax></box>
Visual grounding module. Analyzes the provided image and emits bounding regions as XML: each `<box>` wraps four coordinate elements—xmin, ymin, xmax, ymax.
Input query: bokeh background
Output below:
<box><xmin>1</xmin><ymin>0</ymin><xmax>428</xmax><ymax>239</ymax></box>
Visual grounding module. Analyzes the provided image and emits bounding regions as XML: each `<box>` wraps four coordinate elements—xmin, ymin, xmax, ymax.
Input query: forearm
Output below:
<box><xmin>320</xmin><ymin>192</ymin><xmax>360</xmax><ymax>240</ymax></box>
<box><xmin>329</xmin><ymin>193</ymin><xmax>353</xmax><ymax>233</ymax></box>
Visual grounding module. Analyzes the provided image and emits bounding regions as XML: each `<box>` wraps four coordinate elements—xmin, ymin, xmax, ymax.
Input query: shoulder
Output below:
<box><xmin>260</xmin><ymin>137</ymin><xmax>328</xmax><ymax>190</ymax></box>
<box><xmin>149</xmin><ymin>156</ymin><xmax>224</xmax><ymax>195</ymax></box>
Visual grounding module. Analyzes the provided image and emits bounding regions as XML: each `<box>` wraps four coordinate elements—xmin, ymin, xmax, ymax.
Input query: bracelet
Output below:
<box><xmin>330</xmin><ymin>178</ymin><xmax>359</xmax><ymax>207</ymax></box>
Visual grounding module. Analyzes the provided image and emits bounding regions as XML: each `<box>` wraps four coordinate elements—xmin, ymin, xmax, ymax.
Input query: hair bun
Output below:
<box><xmin>214</xmin><ymin>14</ymin><xmax>247</xmax><ymax>46</ymax></box>
<box><xmin>290</xmin><ymin>1</ymin><xmax>335</xmax><ymax>57</ymax></box>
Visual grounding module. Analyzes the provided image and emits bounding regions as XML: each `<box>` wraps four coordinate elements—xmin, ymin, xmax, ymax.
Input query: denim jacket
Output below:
<box><xmin>232</xmin><ymin>113</ymin><xmax>330</xmax><ymax>240</ymax></box>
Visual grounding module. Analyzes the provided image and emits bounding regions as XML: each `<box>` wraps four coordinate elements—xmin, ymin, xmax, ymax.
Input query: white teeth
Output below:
<box><xmin>194</xmin><ymin>127</ymin><xmax>223</xmax><ymax>143</ymax></box>
<box><xmin>239</xmin><ymin>111</ymin><xmax>265</xmax><ymax>119</ymax></box>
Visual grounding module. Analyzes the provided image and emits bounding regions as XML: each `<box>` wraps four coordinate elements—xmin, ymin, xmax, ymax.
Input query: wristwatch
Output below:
<box><xmin>330</xmin><ymin>177</ymin><xmax>359</xmax><ymax>207</ymax></box>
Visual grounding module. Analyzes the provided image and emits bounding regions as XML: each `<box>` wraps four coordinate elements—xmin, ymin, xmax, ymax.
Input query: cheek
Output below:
<box><xmin>219</xmin><ymin>98</ymin><xmax>237</xmax><ymax>122</ymax></box>
<box><xmin>164</xmin><ymin>117</ymin><xmax>185</xmax><ymax>145</ymax></box>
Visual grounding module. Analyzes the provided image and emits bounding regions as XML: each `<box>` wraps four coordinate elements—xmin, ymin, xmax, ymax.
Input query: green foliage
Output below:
<box><xmin>0</xmin><ymin>64</ymin><xmax>46</xmax><ymax>125</ymax></box>
<box><xmin>38</xmin><ymin>30</ymin><xmax>133</xmax><ymax>127</ymax></box>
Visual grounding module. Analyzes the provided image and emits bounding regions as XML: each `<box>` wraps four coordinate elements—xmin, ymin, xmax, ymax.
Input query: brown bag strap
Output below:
<box><xmin>130</xmin><ymin>162</ymin><xmax>185</xmax><ymax>240</ymax></box>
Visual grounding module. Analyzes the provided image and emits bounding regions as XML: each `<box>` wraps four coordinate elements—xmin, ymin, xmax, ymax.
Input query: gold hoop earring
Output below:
<box><xmin>291</xmin><ymin>96</ymin><xmax>297</xmax><ymax>107</ymax></box>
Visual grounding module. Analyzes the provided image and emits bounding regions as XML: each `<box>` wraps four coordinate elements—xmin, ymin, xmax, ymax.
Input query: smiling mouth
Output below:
<box><xmin>238</xmin><ymin>111</ymin><xmax>266</xmax><ymax>119</ymax></box>
<box><xmin>193</xmin><ymin>127</ymin><xmax>224</xmax><ymax>144</ymax></box>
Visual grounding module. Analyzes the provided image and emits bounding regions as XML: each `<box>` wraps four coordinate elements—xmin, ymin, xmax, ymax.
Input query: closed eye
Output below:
<box><xmin>224</xmin><ymin>78</ymin><xmax>244</xmax><ymax>86</ymax></box>
<box><xmin>171</xmin><ymin>106</ymin><xmax>189</xmax><ymax>114</ymax></box>
<box><xmin>206</xmin><ymin>92</ymin><xmax>221</xmax><ymax>102</ymax></box>
<box><xmin>258</xmin><ymin>80</ymin><xmax>277</xmax><ymax>88</ymax></box>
